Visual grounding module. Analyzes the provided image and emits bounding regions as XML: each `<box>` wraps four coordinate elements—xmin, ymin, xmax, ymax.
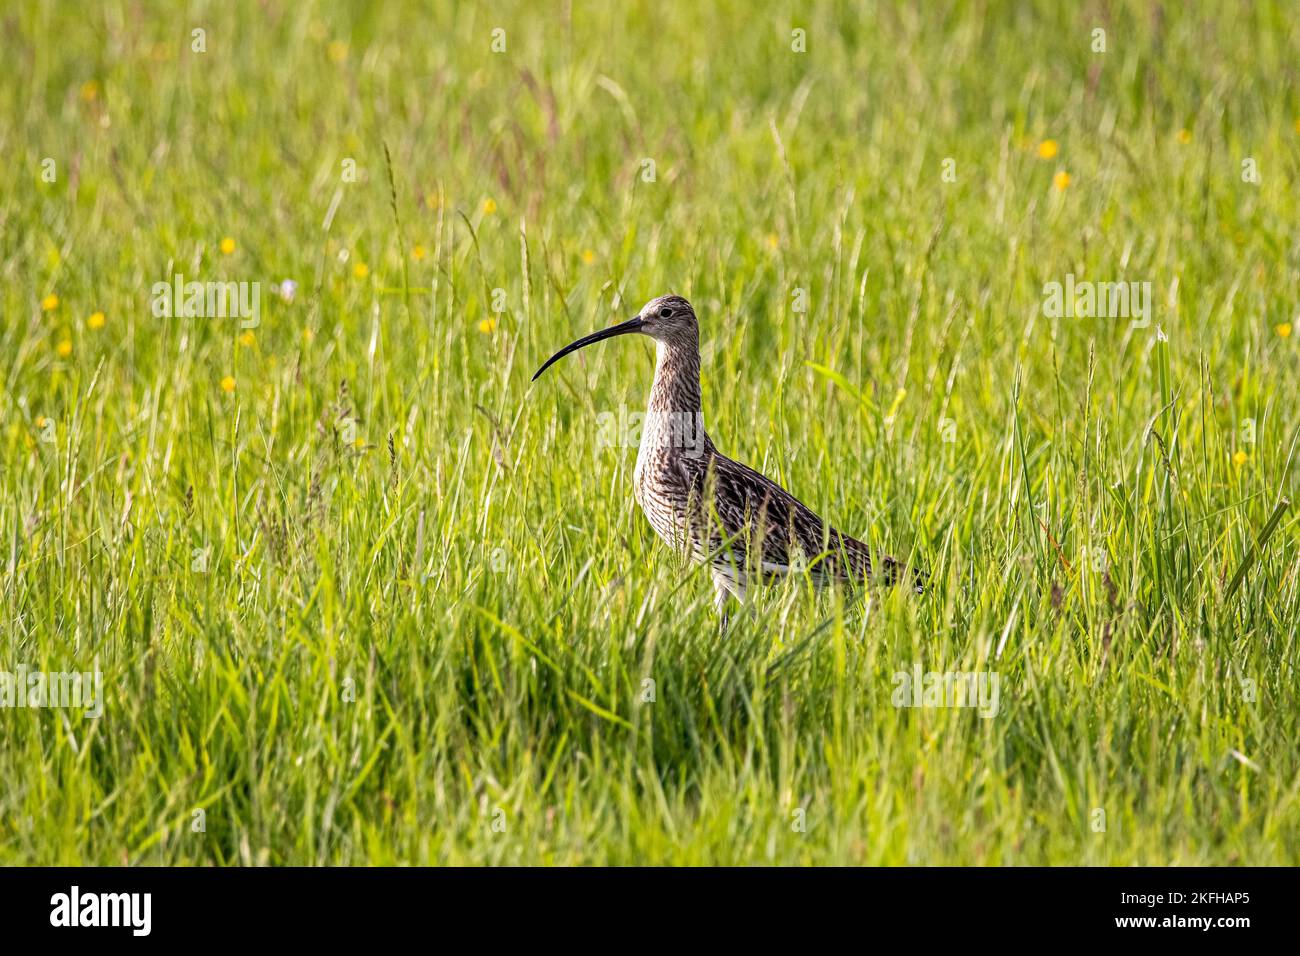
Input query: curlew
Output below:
<box><xmin>533</xmin><ymin>294</ymin><xmax>925</xmax><ymax>624</ymax></box>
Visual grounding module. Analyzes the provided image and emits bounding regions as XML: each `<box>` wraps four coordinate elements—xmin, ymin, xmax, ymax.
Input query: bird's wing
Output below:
<box><xmin>682</xmin><ymin>452</ymin><xmax>869</xmax><ymax>582</ymax></box>
<box><xmin>675</xmin><ymin>450</ymin><xmax>924</xmax><ymax>591</ymax></box>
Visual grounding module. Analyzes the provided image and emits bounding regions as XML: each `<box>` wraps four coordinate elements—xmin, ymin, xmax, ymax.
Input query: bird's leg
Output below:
<box><xmin>711</xmin><ymin>568</ymin><xmax>743</xmax><ymax>633</ymax></box>
<box><xmin>714</xmin><ymin>585</ymin><xmax>731</xmax><ymax>632</ymax></box>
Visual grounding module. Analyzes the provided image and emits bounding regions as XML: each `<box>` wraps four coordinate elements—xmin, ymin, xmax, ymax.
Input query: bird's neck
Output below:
<box><xmin>643</xmin><ymin>339</ymin><xmax>710</xmax><ymax>456</ymax></box>
<box><xmin>648</xmin><ymin>339</ymin><xmax>701</xmax><ymax>413</ymax></box>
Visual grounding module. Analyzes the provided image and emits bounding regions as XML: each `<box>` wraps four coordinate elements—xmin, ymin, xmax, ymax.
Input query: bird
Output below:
<box><xmin>532</xmin><ymin>294</ymin><xmax>925</xmax><ymax>625</ymax></box>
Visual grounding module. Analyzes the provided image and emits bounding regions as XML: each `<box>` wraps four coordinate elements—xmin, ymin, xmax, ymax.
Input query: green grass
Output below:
<box><xmin>2</xmin><ymin>0</ymin><xmax>1298</xmax><ymax>865</ymax></box>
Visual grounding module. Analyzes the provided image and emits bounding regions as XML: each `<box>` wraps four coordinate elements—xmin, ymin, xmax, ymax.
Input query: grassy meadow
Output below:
<box><xmin>1</xmin><ymin>0</ymin><xmax>1298</xmax><ymax>865</ymax></box>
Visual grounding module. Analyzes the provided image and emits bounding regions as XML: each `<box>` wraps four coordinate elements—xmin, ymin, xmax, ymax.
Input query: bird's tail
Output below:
<box><xmin>840</xmin><ymin>534</ymin><xmax>927</xmax><ymax>594</ymax></box>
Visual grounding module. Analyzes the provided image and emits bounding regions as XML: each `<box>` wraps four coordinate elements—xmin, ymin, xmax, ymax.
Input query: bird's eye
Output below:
<box><xmin>659</xmin><ymin>307</ymin><xmax>673</xmax><ymax>318</ymax></box>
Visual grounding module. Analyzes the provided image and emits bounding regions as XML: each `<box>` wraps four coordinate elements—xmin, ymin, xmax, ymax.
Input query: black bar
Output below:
<box><xmin>0</xmin><ymin>867</ymin><xmax>1286</xmax><ymax>943</ymax></box>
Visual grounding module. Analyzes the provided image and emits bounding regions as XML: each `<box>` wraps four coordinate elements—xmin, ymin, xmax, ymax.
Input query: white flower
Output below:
<box><xmin>278</xmin><ymin>279</ymin><xmax>298</xmax><ymax>303</ymax></box>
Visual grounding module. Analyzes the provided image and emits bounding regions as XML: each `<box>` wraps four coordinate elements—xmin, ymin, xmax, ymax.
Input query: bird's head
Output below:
<box><xmin>634</xmin><ymin>294</ymin><xmax>698</xmax><ymax>346</ymax></box>
<box><xmin>532</xmin><ymin>294</ymin><xmax>697</xmax><ymax>381</ymax></box>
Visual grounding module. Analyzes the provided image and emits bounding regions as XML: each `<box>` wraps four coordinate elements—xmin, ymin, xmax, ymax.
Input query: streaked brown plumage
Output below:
<box><xmin>533</xmin><ymin>294</ymin><xmax>924</xmax><ymax>621</ymax></box>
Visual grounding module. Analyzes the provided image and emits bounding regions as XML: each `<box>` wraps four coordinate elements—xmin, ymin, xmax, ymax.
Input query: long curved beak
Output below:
<box><xmin>532</xmin><ymin>316</ymin><xmax>644</xmax><ymax>382</ymax></box>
